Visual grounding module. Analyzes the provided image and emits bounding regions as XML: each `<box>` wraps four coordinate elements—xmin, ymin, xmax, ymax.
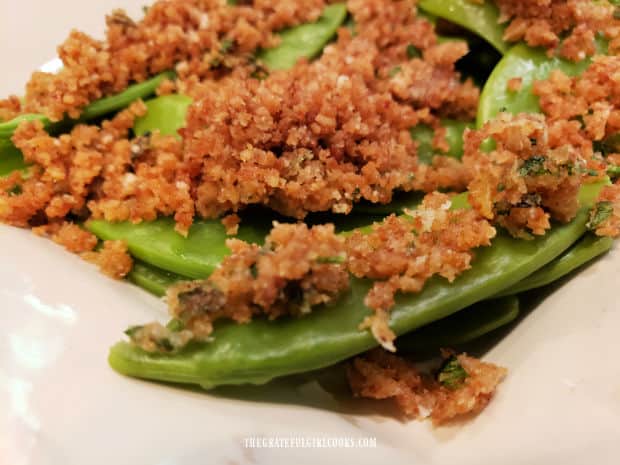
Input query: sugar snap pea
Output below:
<box><xmin>133</xmin><ymin>94</ymin><xmax>192</xmax><ymax>138</ymax></box>
<box><xmin>410</xmin><ymin>119</ymin><xmax>473</xmax><ymax>165</ymax></box>
<box><xmin>418</xmin><ymin>0</ymin><xmax>508</xmax><ymax>54</ymax></box>
<box><xmin>86</xmin><ymin>216</ymin><xmax>270</xmax><ymax>279</ymax></box>
<box><xmin>0</xmin><ymin>141</ymin><xmax>27</xmax><ymax>178</ymax></box>
<box><xmin>128</xmin><ymin>259</ymin><xmax>519</xmax><ymax>355</ymax></box>
<box><xmin>477</xmin><ymin>40</ymin><xmax>606</xmax><ymax>126</ymax></box>
<box><xmin>107</xmin><ymin>182</ymin><xmax>603</xmax><ymax>388</ymax></box>
<box><xmin>496</xmin><ymin>234</ymin><xmax>614</xmax><ymax>297</ymax></box>
<box><xmin>128</xmin><ymin>260</ymin><xmax>188</xmax><ymax>297</ymax></box>
<box><xmin>397</xmin><ymin>296</ymin><xmax>519</xmax><ymax>352</ymax></box>
<box><xmin>257</xmin><ymin>3</ymin><xmax>347</xmax><ymax>71</ymax></box>
<box><xmin>0</xmin><ymin>71</ymin><xmax>175</xmax><ymax>141</ymax></box>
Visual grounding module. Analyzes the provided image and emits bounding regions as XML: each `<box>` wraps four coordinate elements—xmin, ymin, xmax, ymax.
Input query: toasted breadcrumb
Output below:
<box><xmin>534</xmin><ymin>56</ymin><xmax>620</xmax><ymax>143</ymax></box>
<box><xmin>507</xmin><ymin>77</ymin><xmax>522</xmax><ymax>92</ymax></box>
<box><xmin>346</xmin><ymin>192</ymin><xmax>496</xmax><ymax>349</ymax></box>
<box><xmin>130</xmin><ymin>223</ymin><xmax>349</xmax><ymax>351</ymax></box>
<box><xmin>494</xmin><ymin>0</ymin><xmax>620</xmax><ymax>61</ymax></box>
<box><xmin>222</xmin><ymin>213</ymin><xmax>241</xmax><ymax>235</ymax></box>
<box><xmin>347</xmin><ymin>348</ymin><xmax>507</xmax><ymax>425</ymax></box>
<box><xmin>1</xmin><ymin>0</ymin><xmax>327</xmax><ymax>121</ymax></box>
<box><xmin>3</xmin><ymin>0</ymin><xmax>476</xmax><ymax>246</ymax></box>
<box><xmin>33</xmin><ymin>222</ymin><xmax>98</xmax><ymax>254</ymax></box>
<box><xmin>463</xmin><ymin>112</ymin><xmax>590</xmax><ymax>238</ymax></box>
<box><xmin>83</xmin><ymin>240</ymin><xmax>133</xmax><ymax>279</ymax></box>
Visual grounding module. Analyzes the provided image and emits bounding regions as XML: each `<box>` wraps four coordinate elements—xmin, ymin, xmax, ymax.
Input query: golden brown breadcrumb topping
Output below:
<box><xmin>345</xmin><ymin>192</ymin><xmax>496</xmax><ymax>350</ymax></box>
<box><xmin>347</xmin><ymin>348</ymin><xmax>507</xmax><ymax>425</ymax></box>
<box><xmin>1</xmin><ymin>0</ymin><xmax>328</xmax><ymax>121</ymax></box>
<box><xmin>128</xmin><ymin>222</ymin><xmax>349</xmax><ymax>351</ymax></box>
<box><xmin>494</xmin><ymin>0</ymin><xmax>620</xmax><ymax>60</ymax></box>
<box><xmin>463</xmin><ymin>112</ymin><xmax>597</xmax><ymax>238</ymax></box>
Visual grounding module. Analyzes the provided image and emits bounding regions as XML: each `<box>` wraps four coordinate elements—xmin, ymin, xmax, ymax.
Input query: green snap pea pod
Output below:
<box><xmin>397</xmin><ymin>295</ymin><xmax>519</xmax><ymax>352</ymax></box>
<box><xmin>0</xmin><ymin>141</ymin><xmax>27</xmax><ymax>178</ymax></box>
<box><xmin>477</xmin><ymin>39</ymin><xmax>606</xmax><ymax>126</ymax></box>
<box><xmin>133</xmin><ymin>94</ymin><xmax>192</xmax><ymax>138</ymax></box>
<box><xmin>86</xmin><ymin>217</ymin><xmax>271</xmax><ymax>279</ymax></box>
<box><xmin>257</xmin><ymin>3</ymin><xmax>348</xmax><ymax>71</ymax></box>
<box><xmin>128</xmin><ymin>260</ymin><xmax>188</xmax><ymax>297</ymax></box>
<box><xmin>107</xmin><ymin>182</ymin><xmax>603</xmax><ymax>388</ymax></box>
<box><xmin>496</xmin><ymin>234</ymin><xmax>614</xmax><ymax>298</ymax></box>
<box><xmin>0</xmin><ymin>71</ymin><xmax>175</xmax><ymax>141</ymax></box>
<box><xmin>129</xmin><ymin>259</ymin><xmax>519</xmax><ymax>351</ymax></box>
<box><xmin>418</xmin><ymin>0</ymin><xmax>508</xmax><ymax>54</ymax></box>
<box><xmin>410</xmin><ymin>119</ymin><xmax>473</xmax><ymax>165</ymax></box>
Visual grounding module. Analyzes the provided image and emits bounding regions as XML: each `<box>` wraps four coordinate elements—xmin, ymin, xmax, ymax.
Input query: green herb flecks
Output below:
<box><xmin>519</xmin><ymin>156</ymin><xmax>550</xmax><ymax>177</ymax></box>
<box><xmin>438</xmin><ymin>356</ymin><xmax>468</xmax><ymax>390</ymax></box>
<box><xmin>406</xmin><ymin>44</ymin><xmax>421</xmax><ymax>59</ymax></box>
<box><xmin>587</xmin><ymin>201</ymin><xmax>614</xmax><ymax>230</ymax></box>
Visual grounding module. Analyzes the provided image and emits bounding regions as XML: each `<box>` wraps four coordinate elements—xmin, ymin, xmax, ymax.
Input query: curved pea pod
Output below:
<box><xmin>127</xmin><ymin>260</ymin><xmax>188</xmax><ymax>297</ymax></box>
<box><xmin>477</xmin><ymin>40</ymin><xmax>606</xmax><ymax>126</ymax></box>
<box><xmin>496</xmin><ymin>234</ymin><xmax>614</xmax><ymax>298</ymax></box>
<box><xmin>257</xmin><ymin>3</ymin><xmax>348</xmax><ymax>70</ymax></box>
<box><xmin>129</xmin><ymin>261</ymin><xmax>519</xmax><ymax>350</ymax></box>
<box><xmin>397</xmin><ymin>296</ymin><xmax>519</xmax><ymax>353</ymax></box>
<box><xmin>0</xmin><ymin>141</ymin><xmax>27</xmax><ymax>178</ymax></box>
<box><xmin>108</xmin><ymin>182</ymin><xmax>603</xmax><ymax>388</ymax></box>
<box><xmin>418</xmin><ymin>0</ymin><xmax>508</xmax><ymax>54</ymax></box>
<box><xmin>86</xmin><ymin>217</ymin><xmax>271</xmax><ymax>279</ymax></box>
<box><xmin>0</xmin><ymin>71</ymin><xmax>175</xmax><ymax>140</ymax></box>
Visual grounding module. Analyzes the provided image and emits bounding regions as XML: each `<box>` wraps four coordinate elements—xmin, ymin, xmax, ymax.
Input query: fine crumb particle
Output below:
<box><xmin>507</xmin><ymin>77</ymin><xmax>522</xmax><ymax>92</ymax></box>
<box><xmin>83</xmin><ymin>240</ymin><xmax>133</xmax><ymax>279</ymax></box>
<box><xmin>33</xmin><ymin>222</ymin><xmax>98</xmax><ymax>254</ymax></box>
<box><xmin>496</xmin><ymin>0</ymin><xmax>619</xmax><ymax>61</ymax></box>
<box><xmin>345</xmin><ymin>192</ymin><xmax>496</xmax><ymax>348</ymax></box>
<box><xmin>347</xmin><ymin>348</ymin><xmax>507</xmax><ymax>425</ymax></box>
<box><xmin>222</xmin><ymin>213</ymin><xmax>241</xmax><ymax>236</ymax></box>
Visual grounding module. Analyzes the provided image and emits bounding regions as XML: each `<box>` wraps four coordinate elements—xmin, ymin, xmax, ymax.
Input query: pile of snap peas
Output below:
<box><xmin>0</xmin><ymin>1</ymin><xmax>615</xmax><ymax>389</ymax></box>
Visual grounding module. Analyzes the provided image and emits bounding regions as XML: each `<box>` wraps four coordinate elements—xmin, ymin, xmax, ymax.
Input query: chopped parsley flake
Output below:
<box><xmin>587</xmin><ymin>201</ymin><xmax>614</xmax><ymax>230</ymax></box>
<box><xmin>389</xmin><ymin>66</ymin><xmax>402</xmax><ymax>78</ymax></box>
<box><xmin>406</xmin><ymin>44</ymin><xmax>421</xmax><ymax>59</ymax></box>
<box><xmin>438</xmin><ymin>356</ymin><xmax>468</xmax><ymax>390</ymax></box>
<box><xmin>519</xmin><ymin>156</ymin><xmax>549</xmax><ymax>176</ymax></box>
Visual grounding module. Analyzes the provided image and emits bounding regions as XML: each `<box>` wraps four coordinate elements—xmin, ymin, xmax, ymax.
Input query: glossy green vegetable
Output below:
<box><xmin>127</xmin><ymin>260</ymin><xmax>187</xmax><ymax>297</ymax></box>
<box><xmin>410</xmin><ymin>119</ymin><xmax>473</xmax><ymax>164</ymax></box>
<box><xmin>418</xmin><ymin>0</ymin><xmax>508</xmax><ymax>54</ymax></box>
<box><xmin>0</xmin><ymin>71</ymin><xmax>175</xmax><ymax>140</ymax></box>
<box><xmin>477</xmin><ymin>40</ymin><xmax>606</xmax><ymax>126</ymax></box>
<box><xmin>0</xmin><ymin>142</ymin><xmax>27</xmax><ymax>178</ymax></box>
<box><xmin>133</xmin><ymin>94</ymin><xmax>192</xmax><ymax>138</ymax></box>
<box><xmin>108</xmin><ymin>182</ymin><xmax>603</xmax><ymax>388</ymax></box>
<box><xmin>87</xmin><ymin>216</ymin><xmax>270</xmax><ymax>279</ymax></box>
<box><xmin>496</xmin><ymin>234</ymin><xmax>614</xmax><ymax>297</ymax></box>
<box><xmin>257</xmin><ymin>3</ymin><xmax>347</xmax><ymax>70</ymax></box>
<box><xmin>397</xmin><ymin>296</ymin><xmax>519</xmax><ymax>352</ymax></box>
